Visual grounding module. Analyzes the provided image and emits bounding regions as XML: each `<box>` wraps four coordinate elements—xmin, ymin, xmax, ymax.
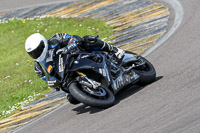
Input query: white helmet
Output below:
<box><xmin>25</xmin><ymin>33</ymin><xmax>48</xmax><ymax>62</ymax></box>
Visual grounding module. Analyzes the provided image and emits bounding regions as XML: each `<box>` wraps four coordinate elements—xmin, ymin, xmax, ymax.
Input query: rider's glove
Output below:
<box><xmin>67</xmin><ymin>42</ymin><xmax>78</xmax><ymax>53</ymax></box>
<box><xmin>56</xmin><ymin>39</ymin><xmax>78</xmax><ymax>55</ymax></box>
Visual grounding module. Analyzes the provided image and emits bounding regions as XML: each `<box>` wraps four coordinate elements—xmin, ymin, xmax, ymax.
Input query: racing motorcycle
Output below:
<box><xmin>49</xmin><ymin>42</ymin><xmax>156</xmax><ymax>109</ymax></box>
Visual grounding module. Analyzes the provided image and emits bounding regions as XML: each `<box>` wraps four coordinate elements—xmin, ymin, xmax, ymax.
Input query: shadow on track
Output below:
<box><xmin>72</xmin><ymin>104</ymin><xmax>105</xmax><ymax>114</ymax></box>
<box><xmin>72</xmin><ymin>76</ymin><xmax>163</xmax><ymax>114</ymax></box>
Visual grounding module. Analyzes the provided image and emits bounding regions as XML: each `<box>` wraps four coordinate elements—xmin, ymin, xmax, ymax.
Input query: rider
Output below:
<box><xmin>25</xmin><ymin>33</ymin><xmax>124</xmax><ymax>104</ymax></box>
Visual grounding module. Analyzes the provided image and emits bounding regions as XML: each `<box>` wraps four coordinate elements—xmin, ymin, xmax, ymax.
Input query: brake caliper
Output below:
<box><xmin>76</xmin><ymin>71</ymin><xmax>100</xmax><ymax>89</ymax></box>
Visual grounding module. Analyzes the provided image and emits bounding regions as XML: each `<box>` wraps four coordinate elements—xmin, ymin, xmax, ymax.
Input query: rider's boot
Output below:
<box><xmin>67</xmin><ymin>94</ymin><xmax>80</xmax><ymax>105</ymax></box>
<box><xmin>112</xmin><ymin>47</ymin><xmax>125</xmax><ymax>61</ymax></box>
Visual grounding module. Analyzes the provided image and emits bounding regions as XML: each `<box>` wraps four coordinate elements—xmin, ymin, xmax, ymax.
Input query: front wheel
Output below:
<box><xmin>69</xmin><ymin>82</ymin><xmax>115</xmax><ymax>109</ymax></box>
<box><xmin>134</xmin><ymin>56</ymin><xmax>156</xmax><ymax>85</ymax></box>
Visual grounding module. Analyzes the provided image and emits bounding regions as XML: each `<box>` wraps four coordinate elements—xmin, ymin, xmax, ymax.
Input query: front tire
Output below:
<box><xmin>69</xmin><ymin>82</ymin><xmax>115</xmax><ymax>109</ymax></box>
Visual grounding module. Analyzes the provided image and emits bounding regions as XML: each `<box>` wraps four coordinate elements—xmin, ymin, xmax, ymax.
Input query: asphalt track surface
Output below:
<box><xmin>0</xmin><ymin>0</ymin><xmax>77</xmax><ymax>12</ymax></box>
<box><xmin>3</xmin><ymin>0</ymin><xmax>200</xmax><ymax>132</ymax></box>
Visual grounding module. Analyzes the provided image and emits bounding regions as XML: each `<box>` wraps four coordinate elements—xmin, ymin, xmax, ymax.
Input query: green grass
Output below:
<box><xmin>0</xmin><ymin>17</ymin><xmax>113</xmax><ymax>119</ymax></box>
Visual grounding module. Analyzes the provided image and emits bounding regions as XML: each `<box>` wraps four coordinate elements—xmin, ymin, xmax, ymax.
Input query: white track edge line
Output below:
<box><xmin>142</xmin><ymin>0</ymin><xmax>184</xmax><ymax>57</ymax></box>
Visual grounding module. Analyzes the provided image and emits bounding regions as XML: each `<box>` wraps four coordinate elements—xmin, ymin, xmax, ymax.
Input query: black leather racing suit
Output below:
<box><xmin>34</xmin><ymin>33</ymin><xmax>119</xmax><ymax>87</ymax></box>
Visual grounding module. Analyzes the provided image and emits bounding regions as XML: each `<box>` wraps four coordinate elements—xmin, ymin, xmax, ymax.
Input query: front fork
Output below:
<box><xmin>76</xmin><ymin>71</ymin><xmax>100</xmax><ymax>89</ymax></box>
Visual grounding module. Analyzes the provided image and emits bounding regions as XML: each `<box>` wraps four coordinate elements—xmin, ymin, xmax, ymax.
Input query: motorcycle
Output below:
<box><xmin>47</xmin><ymin>41</ymin><xmax>156</xmax><ymax>109</ymax></box>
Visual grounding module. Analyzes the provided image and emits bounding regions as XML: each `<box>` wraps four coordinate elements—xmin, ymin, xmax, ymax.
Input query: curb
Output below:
<box><xmin>0</xmin><ymin>0</ymin><xmax>170</xmax><ymax>132</ymax></box>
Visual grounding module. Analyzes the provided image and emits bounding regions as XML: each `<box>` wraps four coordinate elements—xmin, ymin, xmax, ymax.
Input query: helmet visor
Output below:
<box><xmin>27</xmin><ymin>41</ymin><xmax>45</xmax><ymax>59</ymax></box>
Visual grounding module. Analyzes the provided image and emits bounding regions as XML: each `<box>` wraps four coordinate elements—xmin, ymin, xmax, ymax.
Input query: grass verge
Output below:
<box><xmin>0</xmin><ymin>17</ymin><xmax>113</xmax><ymax>119</ymax></box>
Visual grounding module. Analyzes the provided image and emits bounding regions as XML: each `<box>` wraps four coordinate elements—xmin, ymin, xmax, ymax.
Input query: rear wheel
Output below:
<box><xmin>69</xmin><ymin>82</ymin><xmax>115</xmax><ymax>109</ymax></box>
<box><xmin>134</xmin><ymin>56</ymin><xmax>156</xmax><ymax>85</ymax></box>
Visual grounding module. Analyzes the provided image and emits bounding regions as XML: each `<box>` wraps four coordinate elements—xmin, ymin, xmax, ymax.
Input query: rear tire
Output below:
<box><xmin>69</xmin><ymin>82</ymin><xmax>115</xmax><ymax>109</ymax></box>
<box><xmin>134</xmin><ymin>56</ymin><xmax>156</xmax><ymax>85</ymax></box>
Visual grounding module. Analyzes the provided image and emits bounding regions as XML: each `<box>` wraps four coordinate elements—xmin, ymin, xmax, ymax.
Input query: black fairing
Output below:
<box><xmin>52</xmin><ymin>51</ymin><xmax>110</xmax><ymax>82</ymax></box>
<box><xmin>69</xmin><ymin>52</ymin><xmax>112</xmax><ymax>85</ymax></box>
<box><xmin>52</xmin><ymin>50</ymin><xmax>140</xmax><ymax>94</ymax></box>
<box><xmin>69</xmin><ymin>54</ymin><xmax>103</xmax><ymax>72</ymax></box>
<box><xmin>122</xmin><ymin>52</ymin><xmax>139</xmax><ymax>66</ymax></box>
